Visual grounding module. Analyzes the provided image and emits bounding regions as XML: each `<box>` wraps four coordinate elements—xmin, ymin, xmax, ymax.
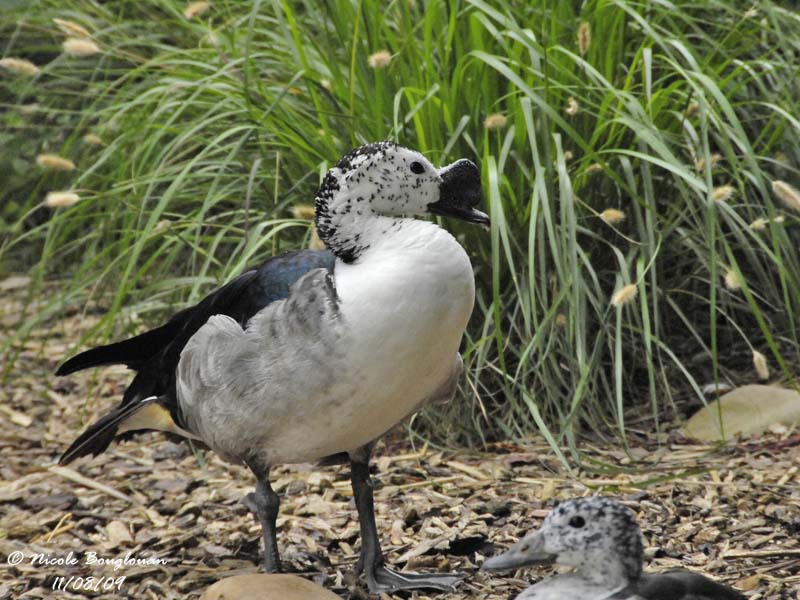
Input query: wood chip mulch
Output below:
<box><xmin>1</xmin><ymin>286</ymin><xmax>799</xmax><ymax>599</ymax></box>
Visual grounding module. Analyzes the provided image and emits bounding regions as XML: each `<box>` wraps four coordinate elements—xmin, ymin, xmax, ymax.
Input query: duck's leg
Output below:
<box><xmin>349</xmin><ymin>445</ymin><xmax>464</xmax><ymax>593</ymax></box>
<box><xmin>242</xmin><ymin>459</ymin><xmax>282</xmax><ymax>573</ymax></box>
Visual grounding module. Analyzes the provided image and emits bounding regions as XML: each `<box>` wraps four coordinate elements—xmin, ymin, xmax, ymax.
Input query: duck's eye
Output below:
<box><xmin>410</xmin><ymin>161</ymin><xmax>425</xmax><ymax>174</ymax></box>
<box><xmin>568</xmin><ymin>516</ymin><xmax>586</xmax><ymax>528</ymax></box>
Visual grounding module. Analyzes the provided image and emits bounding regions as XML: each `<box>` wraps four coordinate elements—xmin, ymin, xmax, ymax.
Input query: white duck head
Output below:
<box><xmin>314</xmin><ymin>141</ymin><xmax>488</xmax><ymax>263</ymax></box>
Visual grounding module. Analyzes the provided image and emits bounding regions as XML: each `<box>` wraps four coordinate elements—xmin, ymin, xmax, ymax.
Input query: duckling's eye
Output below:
<box><xmin>410</xmin><ymin>161</ymin><xmax>425</xmax><ymax>174</ymax></box>
<box><xmin>568</xmin><ymin>516</ymin><xmax>586</xmax><ymax>528</ymax></box>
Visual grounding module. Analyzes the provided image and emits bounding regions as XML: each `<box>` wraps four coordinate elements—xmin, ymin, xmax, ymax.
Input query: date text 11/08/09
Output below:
<box><xmin>52</xmin><ymin>575</ymin><xmax>126</xmax><ymax>593</ymax></box>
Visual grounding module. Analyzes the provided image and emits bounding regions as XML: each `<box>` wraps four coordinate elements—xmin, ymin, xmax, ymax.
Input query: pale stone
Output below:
<box><xmin>0</xmin><ymin>276</ymin><xmax>30</xmax><ymax>291</ymax></box>
<box><xmin>201</xmin><ymin>574</ymin><xmax>340</xmax><ymax>600</ymax></box>
<box><xmin>105</xmin><ymin>520</ymin><xmax>133</xmax><ymax>547</ymax></box>
<box><xmin>684</xmin><ymin>384</ymin><xmax>800</xmax><ymax>441</ymax></box>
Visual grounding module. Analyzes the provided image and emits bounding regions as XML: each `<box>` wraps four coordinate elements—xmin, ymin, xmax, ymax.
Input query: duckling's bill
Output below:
<box><xmin>481</xmin><ymin>531</ymin><xmax>557</xmax><ymax>571</ymax></box>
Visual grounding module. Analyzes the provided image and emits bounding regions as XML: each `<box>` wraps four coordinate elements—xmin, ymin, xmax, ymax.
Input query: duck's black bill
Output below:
<box><xmin>429</xmin><ymin>158</ymin><xmax>490</xmax><ymax>227</ymax></box>
<box><xmin>428</xmin><ymin>202</ymin><xmax>490</xmax><ymax>226</ymax></box>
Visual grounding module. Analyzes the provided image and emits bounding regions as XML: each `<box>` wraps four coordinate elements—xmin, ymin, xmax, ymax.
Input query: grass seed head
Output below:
<box><xmin>291</xmin><ymin>204</ymin><xmax>325</xmax><ymax>249</ymax></box>
<box><xmin>36</xmin><ymin>154</ymin><xmax>76</xmax><ymax>171</ymax></box>
<box><xmin>749</xmin><ymin>217</ymin><xmax>767</xmax><ymax>230</ymax></box>
<box><xmin>63</xmin><ymin>38</ymin><xmax>100</xmax><ymax>57</ymax></box>
<box><xmin>774</xmin><ymin>215</ymin><xmax>785</xmax><ymax>224</ymax></box>
<box><xmin>53</xmin><ymin>18</ymin><xmax>91</xmax><ymax>38</ymax></box>
<box><xmin>565</xmin><ymin>96</ymin><xmax>579</xmax><ymax>116</ymax></box>
<box><xmin>184</xmin><ymin>1</ymin><xmax>210</xmax><ymax>19</ymax></box>
<box><xmin>600</xmin><ymin>208</ymin><xmax>626</xmax><ymax>225</ymax></box>
<box><xmin>695</xmin><ymin>153</ymin><xmax>722</xmax><ymax>172</ymax></box>
<box><xmin>368</xmin><ymin>50</ymin><xmax>392</xmax><ymax>69</ymax></box>
<box><xmin>320</xmin><ymin>78</ymin><xmax>332</xmax><ymax>91</ymax></box>
<box><xmin>483</xmin><ymin>113</ymin><xmax>507</xmax><ymax>130</ymax></box>
<box><xmin>200</xmin><ymin>30</ymin><xmax>220</xmax><ymax>47</ymax></box>
<box><xmin>771</xmin><ymin>180</ymin><xmax>800</xmax><ymax>212</ymax></box>
<box><xmin>752</xmin><ymin>350</ymin><xmax>769</xmax><ymax>380</ymax></box>
<box><xmin>611</xmin><ymin>283</ymin><xmax>637</xmax><ymax>307</ymax></box>
<box><xmin>44</xmin><ymin>191</ymin><xmax>80</xmax><ymax>208</ymax></box>
<box><xmin>82</xmin><ymin>133</ymin><xmax>103</xmax><ymax>145</ymax></box>
<box><xmin>711</xmin><ymin>184</ymin><xmax>735</xmax><ymax>203</ymax></box>
<box><xmin>724</xmin><ymin>269</ymin><xmax>741</xmax><ymax>290</ymax></box>
<box><xmin>0</xmin><ymin>57</ymin><xmax>40</xmax><ymax>76</ymax></box>
<box><xmin>585</xmin><ymin>162</ymin><xmax>603</xmax><ymax>175</ymax></box>
<box><xmin>577</xmin><ymin>21</ymin><xmax>591</xmax><ymax>56</ymax></box>
<box><xmin>291</xmin><ymin>204</ymin><xmax>316</xmax><ymax>220</ymax></box>
<box><xmin>153</xmin><ymin>220</ymin><xmax>172</xmax><ymax>235</ymax></box>
<box><xmin>310</xmin><ymin>228</ymin><xmax>325</xmax><ymax>250</ymax></box>
<box><xmin>554</xmin><ymin>313</ymin><xmax>567</xmax><ymax>327</ymax></box>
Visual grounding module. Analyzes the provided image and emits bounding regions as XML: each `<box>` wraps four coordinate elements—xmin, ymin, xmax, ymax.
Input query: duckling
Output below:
<box><xmin>482</xmin><ymin>496</ymin><xmax>745</xmax><ymax>600</ymax></box>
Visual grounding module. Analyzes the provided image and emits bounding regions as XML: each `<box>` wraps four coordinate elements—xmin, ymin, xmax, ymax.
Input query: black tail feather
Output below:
<box><xmin>55</xmin><ymin>321</ymin><xmax>179</xmax><ymax>376</ymax></box>
<box><xmin>59</xmin><ymin>397</ymin><xmax>156</xmax><ymax>465</ymax></box>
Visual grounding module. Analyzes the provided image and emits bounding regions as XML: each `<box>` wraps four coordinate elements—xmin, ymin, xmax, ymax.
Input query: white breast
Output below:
<box><xmin>344</xmin><ymin>221</ymin><xmax>468</xmax><ymax>396</ymax></box>
<box><xmin>329</xmin><ymin>220</ymin><xmax>475</xmax><ymax>442</ymax></box>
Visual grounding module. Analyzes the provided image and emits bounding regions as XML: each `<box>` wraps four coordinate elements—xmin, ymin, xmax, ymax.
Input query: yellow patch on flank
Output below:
<box><xmin>118</xmin><ymin>402</ymin><xmax>198</xmax><ymax>439</ymax></box>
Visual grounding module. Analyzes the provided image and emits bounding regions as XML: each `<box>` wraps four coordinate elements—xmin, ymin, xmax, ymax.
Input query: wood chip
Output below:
<box><xmin>49</xmin><ymin>466</ymin><xmax>136</xmax><ymax>504</ymax></box>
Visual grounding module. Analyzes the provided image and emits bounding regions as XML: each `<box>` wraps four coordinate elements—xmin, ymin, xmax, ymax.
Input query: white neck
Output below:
<box><xmin>320</xmin><ymin>211</ymin><xmax>443</xmax><ymax>264</ymax></box>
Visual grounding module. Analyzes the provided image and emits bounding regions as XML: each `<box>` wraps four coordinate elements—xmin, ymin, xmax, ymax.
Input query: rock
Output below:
<box><xmin>201</xmin><ymin>574</ymin><xmax>341</xmax><ymax>600</ymax></box>
<box><xmin>684</xmin><ymin>384</ymin><xmax>800</xmax><ymax>441</ymax></box>
<box><xmin>0</xmin><ymin>275</ymin><xmax>30</xmax><ymax>291</ymax></box>
<box><xmin>105</xmin><ymin>520</ymin><xmax>134</xmax><ymax>547</ymax></box>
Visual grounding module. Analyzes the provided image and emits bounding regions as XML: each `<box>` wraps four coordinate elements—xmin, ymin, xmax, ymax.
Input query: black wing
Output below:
<box><xmin>58</xmin><ymin>248</ymin><xmax>335</xmax><ymax>463</ymax></box>
<box><xmin>635</xmin><ymin>570</ymin><xmax>745</xmax><ymax>600</ymax></box>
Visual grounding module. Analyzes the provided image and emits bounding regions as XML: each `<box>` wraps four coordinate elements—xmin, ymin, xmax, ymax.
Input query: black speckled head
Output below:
<box><xmin>482</xmin><ymin>496</ymin><xmax>644</xmax><ymax>586</ymax></box>
<box><xmin>540</xmin><ymin>497</ymin><xmax>644</xmax><ymax>581</ymax></box>
<box><xmin>314</xmin><ymin>142</ymin><xmax>487</xmax><ymax>263</ymax></box>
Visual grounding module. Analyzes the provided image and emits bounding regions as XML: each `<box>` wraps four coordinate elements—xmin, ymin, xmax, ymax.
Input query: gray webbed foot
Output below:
<box><xmin>365</xmin><ymin>564</ymin><xmax>465</xmax><ymax>593</ymax></box>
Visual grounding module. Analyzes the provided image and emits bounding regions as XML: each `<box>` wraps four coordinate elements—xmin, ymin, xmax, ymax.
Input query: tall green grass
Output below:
<box><xmin>2</xmin><ymin>0</ymin><xmax>799</xmax><ymax>455</ymax></box>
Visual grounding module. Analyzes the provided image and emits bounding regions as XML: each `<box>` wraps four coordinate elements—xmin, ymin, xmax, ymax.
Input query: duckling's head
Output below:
<box><xmin>482</xmin><ymin>496</ymin><xmax>644</xmax><ymax>585</ymax></box>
